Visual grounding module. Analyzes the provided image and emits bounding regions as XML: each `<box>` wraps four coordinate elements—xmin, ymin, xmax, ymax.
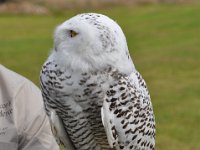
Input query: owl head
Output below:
<box><xmin>53</xmin><ymin>13</ymin><xmax>135</xmax><ymax>74</ymax></box>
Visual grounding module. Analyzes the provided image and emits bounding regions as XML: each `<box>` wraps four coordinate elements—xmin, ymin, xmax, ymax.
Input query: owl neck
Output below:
<box><xmin>51</xmin><ymin>48</ymin><xmax>135</xmax><ymax>75</ymax></box>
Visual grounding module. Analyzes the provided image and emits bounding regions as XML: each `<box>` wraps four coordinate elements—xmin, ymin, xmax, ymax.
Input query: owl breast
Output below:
<box><xmin>40</xmin><ymin>60</ymin><xmax>114</xmax><ymax>149</ymax></box>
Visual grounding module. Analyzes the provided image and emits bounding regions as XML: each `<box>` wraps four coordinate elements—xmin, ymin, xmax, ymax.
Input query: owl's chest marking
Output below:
<box><xmin>41</xmin><ymin>61</ymin><xmax>111</xmax><ymax>110</ymax></box>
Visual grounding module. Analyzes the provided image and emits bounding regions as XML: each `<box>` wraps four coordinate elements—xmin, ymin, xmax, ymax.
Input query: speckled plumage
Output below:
<box><xmin>40</xmin><ymin>13</ymin><xmax>155</xmax><ymax>150</ymax></box>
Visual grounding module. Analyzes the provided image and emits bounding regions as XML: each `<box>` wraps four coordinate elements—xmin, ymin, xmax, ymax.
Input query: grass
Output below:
<box><xmin>0</xmin><ymin>4</ymin><xmax>200</xmax><ymax>150</ymax></box>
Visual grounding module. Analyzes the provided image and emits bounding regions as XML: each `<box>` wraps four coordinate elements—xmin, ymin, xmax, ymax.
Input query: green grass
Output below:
<box><xmin>0</xmin><ymin>4</ymin><xmax>200</xmax><ymax>150</ymax></box>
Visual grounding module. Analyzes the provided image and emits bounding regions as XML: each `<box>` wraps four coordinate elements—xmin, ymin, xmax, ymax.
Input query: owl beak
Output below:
<box><xmin>55</xmin><ymin>46</ymin><xmax>58</xmax><ymax>52</ymax></box>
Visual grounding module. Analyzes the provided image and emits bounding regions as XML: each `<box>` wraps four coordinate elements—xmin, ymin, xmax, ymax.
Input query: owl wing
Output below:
<box><xmin>49</xmin><ymin>110</ymin><xmax>75</xmax><ymax>150</ymax></box>
<box><xmin>101</xmin><ymin>71</ymin><xmax>155</xmax><ymax>150</ymax></box>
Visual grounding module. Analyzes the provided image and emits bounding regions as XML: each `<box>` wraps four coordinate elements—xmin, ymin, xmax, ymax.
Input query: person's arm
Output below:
<box><xmin>13</xmin><ymin>79</ymin><xmax>59</xmax><ymax>150</ymax></box>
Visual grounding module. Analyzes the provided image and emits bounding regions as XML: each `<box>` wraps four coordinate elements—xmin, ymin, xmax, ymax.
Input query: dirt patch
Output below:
<box><xmin>32</xmin><ymin>0</ymin><xmax>200</xmax><ymax>8</ymax></box>
<box><xmin>0</xmin><ymin>1</ymin><xmax>49</xmax><ymax>14</ymax></box>
<box><xmin>0</xmin><ymin>0</ymin><xmax>199</xmax><ymax>14</ymax></box>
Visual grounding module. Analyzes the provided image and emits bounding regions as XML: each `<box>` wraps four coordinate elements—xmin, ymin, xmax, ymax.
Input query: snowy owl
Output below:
<box><xmin>40</xmin><ymin>13</ymin><xmax>155</xmax><ymax>150</ymax></box>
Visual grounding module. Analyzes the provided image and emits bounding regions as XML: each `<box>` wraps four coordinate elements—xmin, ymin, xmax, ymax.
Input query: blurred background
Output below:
<box><xmin>0</xmin><ymin>0</ymin><xmax>200</xmax><ymax>150</ymax></box>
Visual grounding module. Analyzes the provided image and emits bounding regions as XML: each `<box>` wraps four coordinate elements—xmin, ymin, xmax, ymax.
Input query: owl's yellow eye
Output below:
<box><xmin>69</xmin><ymin>30</ymin><xmax>77</xmax><ymax>38</ymax></box>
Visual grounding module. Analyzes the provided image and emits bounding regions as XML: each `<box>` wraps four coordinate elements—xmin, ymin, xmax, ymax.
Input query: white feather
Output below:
<box><xmin>101</xmin><ymin>104</ymin><xmax>117</xmax><ymax>148</ymax></box>
<box><xmin>50</xmin><ymin>110</ymin><xmax>75</xmax><ymax>150</ymax></box>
